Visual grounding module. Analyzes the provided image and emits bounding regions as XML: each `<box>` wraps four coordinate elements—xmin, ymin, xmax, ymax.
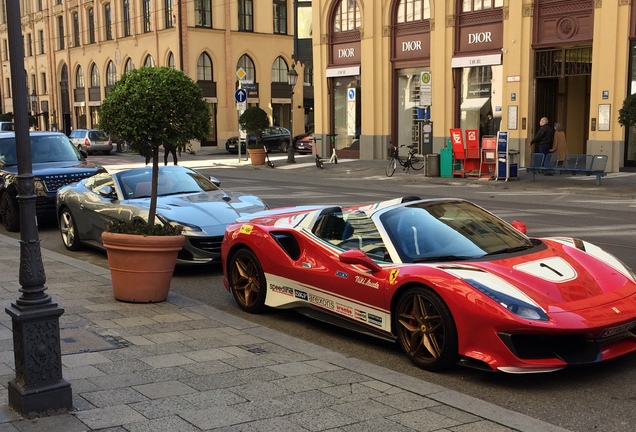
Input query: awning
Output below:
<box><xmin>461</xmin><ymin>97</ymin><xmax>489</xmax><ymax>111</ymax></box>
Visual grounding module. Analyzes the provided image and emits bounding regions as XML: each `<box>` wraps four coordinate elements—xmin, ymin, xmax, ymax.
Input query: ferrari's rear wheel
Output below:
<box><xmin>59</xmin><ymin>207</ymin><xmax>83</xmax><ymax>251</ymax></box>
<box><xmin>0</xmin><ymin>192</ymin><xmax>19</xmax><ymax>232</ymax></box>
<box><xmin>395</xmin><ymin>287</ymin><xmax>458</xmax><ymax>371</ymax></box>
<box><xmin>228</xmin><ymin>248</ymin><xmax>267</xmax><ymax>313</ymax></box>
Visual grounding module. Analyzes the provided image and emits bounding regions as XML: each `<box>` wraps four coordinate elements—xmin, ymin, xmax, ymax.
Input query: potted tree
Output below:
<box><xmin>619</xmin><ymin>93</ymin><xmax>636</xmax><ymax>129</ymax></box>
<box><xmin>239</xmin><ymin>106</ymin><xmax>269</xmax><ymax>165</ymax></box>
<box><xmin>98</xmin><ymin>67</ymin><xmax>210</xmax><ymax>302</ymax></box>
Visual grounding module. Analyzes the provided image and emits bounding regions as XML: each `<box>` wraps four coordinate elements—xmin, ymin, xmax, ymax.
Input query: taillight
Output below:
<box><xmin>84</xmin><ymin>138</ymin><xmax>90</xmax><ymax>147</ymax></box>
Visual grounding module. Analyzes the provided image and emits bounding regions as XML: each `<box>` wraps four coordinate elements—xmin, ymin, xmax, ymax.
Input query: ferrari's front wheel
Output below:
<box><xmin>394</xmin><ymin>287</ymin><xmax>458</xmax><ymax>371</ymax></box>
<box><xmin>228</xmin><ymin>248</ymin><xmax>267</xmax><ymax>313</ymax></box>
<box><xmin>59</xmin><ymin>207</ymin><xmax>83</xmax><ymax>251</ymax></box>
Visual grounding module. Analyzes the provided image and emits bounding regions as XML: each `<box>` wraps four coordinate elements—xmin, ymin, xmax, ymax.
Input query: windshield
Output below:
<box><xmin>380</xmin><ymin>200</ymin><xmax>533</xmax><ymax>263</ymax></box>
<box><xmin>0</xmin><ymin>134</ymin><xmax>82</xmax><ymax>166</ymax></box>
<box><xmin>115</xmin><ymin>166</ymin><xmax>220</xmax><ymax>199</ymax></box>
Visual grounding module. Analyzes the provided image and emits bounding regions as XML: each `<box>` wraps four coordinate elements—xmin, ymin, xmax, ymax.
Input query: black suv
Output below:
<box><xmin>0</xmin><ymin>132</ymin><xmax>104</xmax><ymax>231</ymax></box>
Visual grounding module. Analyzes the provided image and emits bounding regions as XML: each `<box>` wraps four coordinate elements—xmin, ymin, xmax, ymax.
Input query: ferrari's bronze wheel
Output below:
<box><xmin>395</xmin><ymin>287</ymin><xmax>458</xmax><ymax>371</ymax></box>
<box><xmin>228</xmin><ymin>248</ymin><xmax>267</xmax><ymax>313</ymax></box>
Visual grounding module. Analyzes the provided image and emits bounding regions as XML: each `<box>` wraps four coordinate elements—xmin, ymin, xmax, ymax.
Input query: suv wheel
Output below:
<box><xmin>0</xmin><ymin>193</ymin><xmax>19</xmax><ymax>232</ymax></box>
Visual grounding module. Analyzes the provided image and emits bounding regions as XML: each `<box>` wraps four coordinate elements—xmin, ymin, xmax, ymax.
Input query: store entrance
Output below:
<box><xmin>535</xmin><ymin>47</ymin><xmax>591</xmax><ymax>155</ymax></box>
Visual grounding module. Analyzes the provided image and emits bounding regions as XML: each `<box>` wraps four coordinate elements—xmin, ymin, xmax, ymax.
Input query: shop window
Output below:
<box><xmin>124</xmin><ymin>59</ymin><xmax>135</xmax><ymax>74</ymax></box>
<box><xmin>333</xmin><ymin>0</ymin><xmax>360</xmax><ymax>32</ymax></box>
<box><xmin>462</xmin><ymin>0</ymin><xmax>503</xmax><ymax>12</ymax></box>
<box><xmin>76</xmin><ymin>66</ymin><xmax>85</xmax><ymax>88</ymax></box>
<box><xmin>396</xmin><ymin>0</ymin><xmax>430</xmax><ymax>23</ymax></box>
<box><xmin>237</xmin><ymin>55</ymin><xmax>255</xmax><ymax>82</ymax></box>
<box><xmin>144</xmin><ymin>55</ymin><xmax>155</xmax><ymax>68</ymax></box>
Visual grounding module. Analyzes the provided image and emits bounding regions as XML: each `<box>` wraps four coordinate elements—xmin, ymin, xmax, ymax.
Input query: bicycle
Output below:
<box><xmin>385</xmin><ymin>144</ymin><xmax>424</xmax><ymax>177</ymax></box>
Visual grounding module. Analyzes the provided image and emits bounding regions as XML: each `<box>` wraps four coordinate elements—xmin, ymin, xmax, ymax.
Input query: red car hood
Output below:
<box><xmin>441</xmin><ymin>238</ymin><xmax>636</xmax><ymax>315</ymax></box>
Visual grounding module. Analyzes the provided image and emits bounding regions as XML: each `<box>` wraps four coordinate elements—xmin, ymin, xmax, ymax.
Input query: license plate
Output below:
<box><xmin>598</xmin><ymin>320</ymin><xmax>636</xmax><ymax>339</ymax></box>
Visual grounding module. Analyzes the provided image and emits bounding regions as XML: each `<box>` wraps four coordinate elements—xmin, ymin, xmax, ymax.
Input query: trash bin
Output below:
<box><xmin>425</xmin><ymin>153</ymin><xmax>440</xmax><ymax>177</ymax></box>
<box><xmin>440</xmin><ymin>138</ymin><xmax>453</xmax><ymax>178</ymax></box>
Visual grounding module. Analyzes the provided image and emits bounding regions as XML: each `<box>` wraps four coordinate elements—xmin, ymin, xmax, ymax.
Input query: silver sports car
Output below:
<box><xmin>56</xmin><ymin>165</ymin><xmax>268</xmax><ymax>264</ymax></box>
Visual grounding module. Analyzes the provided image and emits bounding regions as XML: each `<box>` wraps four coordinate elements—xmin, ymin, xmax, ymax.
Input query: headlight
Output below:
<box><xmin>465</xmin><ymin>278</ymin><xmax>549</xmax><ymax>321</ymax></box>
<box><xmin>156</xmin><ymin>215</ymin><xmax>201</xmax><ymax>232</ymax></box>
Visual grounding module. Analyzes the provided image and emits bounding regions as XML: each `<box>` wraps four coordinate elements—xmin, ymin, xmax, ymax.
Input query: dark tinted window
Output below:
<box><xmin>0</xmin><ymin>134</ymin><xmax>82</xmax><ymax>166</ymax></box>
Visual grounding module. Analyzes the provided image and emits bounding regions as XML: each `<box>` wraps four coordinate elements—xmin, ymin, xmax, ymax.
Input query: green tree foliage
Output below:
<box><xmin>238</xmin><ymin>106</ymin><xmax>269</xmax><ymax>149</ymax></box>
<box><xmin>99</xmin><ymin>67</ymin><xmax>210</xmax><ymax>227</ymax></box>
<box><xmin>618</xmin><ymin>93</ymin><xmax>636</xmax><ymax>128</ymax></box>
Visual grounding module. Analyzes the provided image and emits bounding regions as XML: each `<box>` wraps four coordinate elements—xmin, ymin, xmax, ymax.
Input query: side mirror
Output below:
<box><xmin>80</xmin><ymin>149</ymin><xmax>88</xmax><ymax>159</ymax></box>
<box><xmin>208</xmin><ymin>176</ymin><xmax>221</xmax><ymax>186</ymax></box>
<box><xmin>339</xmin><ymin>249</ymin><xmax>382</xmax><ymax>273</ymax></box>
<box><xmin>98</xmin><ymin>185</ymin><xmax>115</xmax><ymax>198</ymax></box>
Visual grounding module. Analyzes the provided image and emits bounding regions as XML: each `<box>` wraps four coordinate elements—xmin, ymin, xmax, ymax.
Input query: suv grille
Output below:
<box><xmin>41</xmin><ymin>171</ymin><xmax>94</xmax><ymax>192</ymax></box>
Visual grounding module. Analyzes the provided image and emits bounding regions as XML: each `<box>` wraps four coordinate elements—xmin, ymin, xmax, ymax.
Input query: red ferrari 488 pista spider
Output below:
<box><xmin>221</xmin><ymin>197</ymin><xmax>636</xmax><ymax>373</ymax></box>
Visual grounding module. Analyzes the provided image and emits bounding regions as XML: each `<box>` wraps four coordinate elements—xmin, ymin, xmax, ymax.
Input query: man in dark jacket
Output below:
<box><xmin>530</xmin><ymin>117</ymin><xmax>553</xmax><ymax>156</ymax></box>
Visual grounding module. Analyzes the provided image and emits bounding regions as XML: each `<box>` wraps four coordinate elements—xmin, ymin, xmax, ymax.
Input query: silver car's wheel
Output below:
<box><xmin>59</xmin><ymin>207</ymin><xmax>83</xmax><ymax>251</ymax></box>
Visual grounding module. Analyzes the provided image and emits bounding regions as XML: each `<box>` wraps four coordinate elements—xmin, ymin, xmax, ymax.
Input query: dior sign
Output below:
<box><xmin>401</xmin><ymin>40</ymin><xmax>422</xmax><ymax>52</ymax></box>
<box><xmin>338</xmin><ymin>48</ymin><xmax>356</xmax><ymax>58</ymax></box>
<box><xmin>468</xmin><ymin>32</ymin><xmax>493</xmax><ymax>44</ymax></box>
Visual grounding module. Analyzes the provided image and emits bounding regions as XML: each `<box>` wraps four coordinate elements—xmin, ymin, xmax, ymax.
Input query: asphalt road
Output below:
<box><xmin>4</xmin><ymin>153</ymin><xmax>636</xmax><ymax>432</ymax></box>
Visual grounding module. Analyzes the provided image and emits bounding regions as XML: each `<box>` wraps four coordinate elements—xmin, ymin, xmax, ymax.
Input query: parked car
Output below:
<box><xmin>0</xmin><ymin>121</ymin><xmax>14</xmax><ymax>132</ymax></box>
<box><xmin>68</xmin><ymin>129</ymin><xmax>113</xmax><ymax>155</ymax></box>
<box><xmin>293</xmin><ymin>127</ymin><xmax>314</xmax><ymax>154</ymax></box>
<box><xmin>225</xmin><ymin>126</ymin><xmax>291</xmax><ymax>154</ymax></box>
<box><xmin>0</xmin><ymin>131</ymin><xmax>103</xmax><ymax>232</ymax></box>
<box><xmin>222</xmin><ymin>196</ymin><xmax>636</xmax><ymax>373</ymax></box>
<box><xmin>57</xmin><ymin>165</ymin><xmax>268</xmax><ymax>265</ymax></box>
<box><xmin>294</xmin><ymin>134</ymin><xmax>314</xmax><ymax>155</ymax></box>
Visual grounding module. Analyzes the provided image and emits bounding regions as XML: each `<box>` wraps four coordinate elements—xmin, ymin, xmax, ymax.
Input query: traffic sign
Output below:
<box><xmin>235</xmin><ymin>89</ymin><xmax>247</xmax><ymax>103</ymax></box>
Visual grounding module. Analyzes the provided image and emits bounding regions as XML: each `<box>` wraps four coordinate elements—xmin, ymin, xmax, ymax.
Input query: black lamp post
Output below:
<box><xmin>5</xmin><ymin>0</ymin><xmax>72</xmax><ymax>417</ymax></box>
<box><xmin>286</xmin><ymin>63</ymin><xmax>298</xmax><ymax>163</ymax></box>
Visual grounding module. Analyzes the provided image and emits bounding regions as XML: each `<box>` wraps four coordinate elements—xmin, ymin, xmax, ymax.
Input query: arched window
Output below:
<box><xmin>106</xmin><ymin>61</ymin><xmax>117</xmax><ymax>86</ymax></box>
<box><xmin>197</xmin><ymin>53</ymin><xmax>213</xmax><ymax>81</ymax></box>
<box><xmin>75</xmin><ymin>66</ymin><xmax>85</xmax><ymax>88</ymax></box>
<box><xmin>237</xmin><ymin>54</ymin><xmax>255</xmax><ymax>82</ymax></box>
<box><xmin>144</xmin><ymin>55</ymin><xmax>155</xmax><ymax>67</ymax></box>
<box><xmin>124</xmin><ymin>58</ymin><xmax>135</xmax><ymax>74</ymax></box>
<box><xmin>167</xmin><ymin>52</ymin><xmax>175</xmax><ymax>69</ymax></box>
<box><xmin>396</xmin><ymin>0</ymin><xmax>430</xmax><ymax>23</ymax></box>
<box><xmin>271</xmin><ymin>56</ymin><xmax>288</xmax><ymax>83</ymax></box>
<box><xmin>90</xmin><ymin>64</ymin><xmax>100</xmax><ymax>87</ymax></box>
<box><xmin>333</xmin><ymin>0</ymin><xmax>360</xmax><ymax>33</ymax></box>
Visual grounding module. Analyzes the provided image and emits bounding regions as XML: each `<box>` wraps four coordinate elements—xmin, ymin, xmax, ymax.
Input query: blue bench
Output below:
<box><xmin>552</xmin><ymin>154</ymin><xmax>608</xmax><ymax>186</ymax></box>
<box><xmin>524</xmin><ymin>153</ymin><xmax>558</xmax><ymax>180</ymax></box>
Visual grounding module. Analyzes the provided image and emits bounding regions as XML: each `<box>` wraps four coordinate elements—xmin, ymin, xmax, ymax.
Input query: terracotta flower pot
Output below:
<box><xmin>102</xmin><ymin>232</ymin><xmax>184</xmax><ymax>302</ymax></box>
<box><xmin>247</xmin><ymin>148</ymin><xmax>266</xmax><ymax>165</ymax></box>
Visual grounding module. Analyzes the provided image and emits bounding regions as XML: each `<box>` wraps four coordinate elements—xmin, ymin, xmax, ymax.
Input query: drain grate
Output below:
<box><xmin>238</xmin><ymin>344</ymin><xmax>269</xmax><ymax>354</ymax></box>
<box><xmin>60</xmin><ymin>328</ymin><xmax>126</xmax><ymax>355</ymax></box>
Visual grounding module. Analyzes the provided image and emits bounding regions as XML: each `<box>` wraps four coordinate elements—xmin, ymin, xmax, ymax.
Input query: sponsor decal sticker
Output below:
<box><xmin>239</xmin><ymin>225</ymin><xmax>254</xmax><ymax>235</ymax></box>
<box><xmin>355</xmin><ymin>276</ymin><xmax>379</xmax><ymax>289</ymax></box>
<box><xmin>354</xmin><ymin>309</ymin><xmax>367</xmax><ymax>322</ymax></box>
<box><xmin>389</xmin><ymin>269</ymin><xmax>399</xmax><ymax>284</ymax></box>
<box><xmin>270</xmin><ymin>284</ymin><xmax>294</xmax><ymax>296</ymax></box>
<box><xmin>336</xmin><ymin>270</ymin><xmax>348</xmax><ymax>279</ymax></box>
<box><xmin>294</xmin><ymin>289</ymin><xmax>308</xmax><ymax>301</ymax></box>
<box><xmin>336</xmin><ymin>303</ymin><xmax>353</xmax><ymax>317</ymax></box>
<box><xmin>308</xmin><ymin>293</ymin><xmax>335</xmax><ymax>310</ymax></box>
<box><xmin>368</xmin><ymin>313</ymin><xmax>383</xmax><ymax>327</ymax></box>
